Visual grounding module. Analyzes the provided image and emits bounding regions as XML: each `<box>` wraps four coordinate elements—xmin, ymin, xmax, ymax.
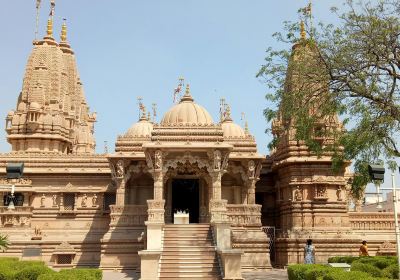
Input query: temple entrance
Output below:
<box><xmin>172</xmin><ymin>179</ymin><xmax>199</xmax><ymax>223</ymax></box>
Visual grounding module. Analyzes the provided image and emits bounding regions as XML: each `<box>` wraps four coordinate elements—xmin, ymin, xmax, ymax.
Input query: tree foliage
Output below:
<box><xmin>257</xmin><ymin>0</ymin><xmax>400</xmax><ymax>199</ymax></box>
<box><xmin>0</xmin><ymin>234</ymin><xmax>10</xmax><ymax>251</ymax></box>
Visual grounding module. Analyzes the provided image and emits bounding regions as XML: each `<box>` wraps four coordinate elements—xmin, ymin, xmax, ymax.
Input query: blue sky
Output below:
<box><xmin>0</xmin><ymin>0</ymin><xmax>344</xmax><ymax>154</ymax></box>
<box><xmin>0</xmin><ymin>1</ymin><xmax>398</xmax><ymax>197</ymax></box>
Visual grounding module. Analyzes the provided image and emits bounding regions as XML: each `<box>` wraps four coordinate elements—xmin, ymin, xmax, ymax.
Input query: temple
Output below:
<box><xmin>0</xmin><ymin>8</ymin><xmax>397</xmax><ymax>280</ymax></box>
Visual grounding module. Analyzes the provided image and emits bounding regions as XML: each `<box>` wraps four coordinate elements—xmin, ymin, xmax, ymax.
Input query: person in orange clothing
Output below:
<box><xmin>359</xmin><ymin>240</ymin><xmax>369</xmax><ymax>256</ymax></box>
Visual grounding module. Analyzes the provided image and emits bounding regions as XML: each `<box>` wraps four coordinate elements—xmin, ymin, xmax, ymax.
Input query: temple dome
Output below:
<box><xmin>125</xmin><ymin>116</ymin><xmax>153</xmax><ymax>137</ymax></box>
<box><xmin>221</xmin><ymin>120</ymin><xmax>245</xmax><ymax>138</ymax></box>
<box><xmin>161</xmin><ymin>86</ymin><xmax>213</xmax><ymax>126</ymax></box>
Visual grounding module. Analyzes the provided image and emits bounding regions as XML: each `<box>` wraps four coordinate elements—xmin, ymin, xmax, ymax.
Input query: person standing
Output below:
<box><xmin>359</xmin><ymin>241</ymin><xmax>369</xmax><ymax>256</ymax></box>
<box><xmin>304</xmin><ymin>239</ymin><xmax>315</xmax><ymax>264</ymax></box>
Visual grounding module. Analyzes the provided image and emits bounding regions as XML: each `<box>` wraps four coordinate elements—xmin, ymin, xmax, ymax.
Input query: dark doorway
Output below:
<box><xmin>172</xmin><ymin>179</ymin><xmax>199</xmax><ymax>223</ymax></box>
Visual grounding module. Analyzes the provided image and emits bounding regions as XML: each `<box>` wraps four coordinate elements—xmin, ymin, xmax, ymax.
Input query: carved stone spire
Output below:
<box><xmin>5</xmin><ymin>15</ymin><xmax>96</xmax><ymax>154</ymax></box>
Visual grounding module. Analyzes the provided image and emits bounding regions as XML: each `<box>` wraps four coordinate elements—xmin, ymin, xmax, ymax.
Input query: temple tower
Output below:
<box><xmin>270</xmin><ymin>24</ymin><xmax>356</xmax><ymax>265</ymax></box>
<box><xmin>5</xmin><ymin>17</ymin><xmax>96</xmax><ymax>154</ymax></box>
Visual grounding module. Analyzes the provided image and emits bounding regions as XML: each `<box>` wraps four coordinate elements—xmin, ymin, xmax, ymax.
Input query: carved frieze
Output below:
<box><xmin>0</xmin><ymin>178</ymin><xmax>32</xmax><ymax>186</ymax></box>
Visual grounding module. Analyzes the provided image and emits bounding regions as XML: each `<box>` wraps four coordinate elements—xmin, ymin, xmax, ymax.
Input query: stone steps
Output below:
<box><xmin>159</xmin><ymin>224</ymin><xmax>221</xmax><ymax>280</ymax></box>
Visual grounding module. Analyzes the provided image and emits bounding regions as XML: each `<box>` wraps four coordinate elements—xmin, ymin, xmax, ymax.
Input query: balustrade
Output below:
<box><xmin>109</xmin><ymin>204</ymin><xmax>147</xmax><ymax>227</ymax></box>
<box><xmin>349</xmin><ymin>212</ymin><xmax>400</xmax><ymax>231</ymax></box>
<box><xmin>226</xmin><ymin>204</ymin><xmax>261</xmax><ymax>226</ymax></box>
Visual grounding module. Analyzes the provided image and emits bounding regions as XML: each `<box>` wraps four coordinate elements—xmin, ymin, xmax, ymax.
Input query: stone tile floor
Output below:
<box><xmin>102</xmin><ymin>269</ymin><xmax>288</xmax><ymax>280</ymax></box>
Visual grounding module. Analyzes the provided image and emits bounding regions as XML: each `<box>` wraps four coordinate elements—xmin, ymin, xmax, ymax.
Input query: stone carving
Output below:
<box><xmin>221</xmin><ymin>153</ymin><xmax>229</xmax><ymax>171</ymax></box>
<box><xmin>52</xmin><ymin>194</ymin><xmax>58</xmax><ymax>207</ymax></box>
<box><xmin>248</xmin><ymin>160</ymin><xmax>255</xmax><ymax>178</ymax></box>
<box><xmin>40</xmin><ymin>194</ymin><xmax>46</xmax><ymax>207</ymax></box>
<box><xmin>315</xmin><ymin>185</ymin><xmax>328</xmax><ymax>199</ymax></box>
<box><xmin>227</xmin><ymin>204</ymin><xmax>261</xmax><ymax>226</ymax></box>
<box><xmin>116</xmin><ymin>160</ymin><xmax>124</xmax><ymax>178</ymax></box>
<box><xmin>92</xmin><ymin>194</ymin><xmax>98</xmax><ymax>207</ymax></box>
<box><xmin>0</xmin><ymin>178</ymin><xmax>32</xmax><ymax>186</ymax></box>
<box><xmin>336</xmin><ymin>187</ymin><xmax>343</xmax><ymax>201</ymax></box>
<box><xmin>109</xmin><ymin>205</ymin><xmax>147</xmax><ymax>226</ymax></box>
<box><xmin>163</xmin><ymin>156</ymin><xmax>211</xmax><ymax>176</ymax></box>
<box><xmin>213</xmin><ymin>150</ymin><xmax>221</xmax><ymax>170</ymax></box>
<box><xmin>32</xmin><ymin>225</ymin><xmax>42</xmax><ymax>240</ymax></box>
<box><xmin>145</xmin><ymin>152</ymin><xmax>153</xmax><ymax>170</ymax></box>
<box><xmin>294</xmin><ymin>186</ymin><xmax>303</xmax><ymax>201</ymax></box>
<box><xmin>81</xmin><ymin>194</ymin><xmax>87</xmax><ymax>207</ymax></box>
<box><xmin>154</xmin><ymin>150</ymin><xmax>162</xmax><ymax>170</ymax></box>
<box><xmin>147</xmin><ymin>199</ymin><xmax>165</xmax><ymax>222</ymax></box>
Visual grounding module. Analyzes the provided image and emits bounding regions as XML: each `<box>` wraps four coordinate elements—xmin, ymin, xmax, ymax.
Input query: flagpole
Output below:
<box><xmin>35</xmin><ymin>0</ymin><xmax>41</xmax><ymax>40</ymax></box>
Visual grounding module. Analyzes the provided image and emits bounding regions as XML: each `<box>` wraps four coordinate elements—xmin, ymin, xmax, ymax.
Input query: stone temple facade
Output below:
<box><xmin>0</xmin><ymin>14</ymin><xmax>398</xmax><ymax>280</ymax></box>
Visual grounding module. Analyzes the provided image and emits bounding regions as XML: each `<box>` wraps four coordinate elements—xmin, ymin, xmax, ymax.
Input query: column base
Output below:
<box><xmin>138</xmin><ymin>250</ymin><xmax>161</xmax><ymax>280</ymax></box>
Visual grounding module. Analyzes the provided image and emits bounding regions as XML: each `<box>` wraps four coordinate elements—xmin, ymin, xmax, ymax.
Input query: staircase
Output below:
<box><xmin>159</xmin><ymin>224</ymin><xmax>222</xmax><ymax>280</ymax></box>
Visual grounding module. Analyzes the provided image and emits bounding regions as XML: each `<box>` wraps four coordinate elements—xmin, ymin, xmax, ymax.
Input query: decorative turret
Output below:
<box><xmin>220</xmin><ymin>103</ymin><xmax>258</xmax><ymax>153</ymax></box>
<box><xmin>5</xmin><ymin>9</ymin><xmax>96</xmax><ymax>154</ymax></box>
<box><xmin>115</xmin><ymin>99</ymin><xmax>153</xmax><ymax>153</ymax></box>
<box><xmin>271</xmin><ymin>20</ymin><xmax>342</xmax><ymax>157</ymax></box>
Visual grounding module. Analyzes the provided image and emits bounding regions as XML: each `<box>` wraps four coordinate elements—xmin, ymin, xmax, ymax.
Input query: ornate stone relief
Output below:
<box><xmin>92</xmin><ymin>193</ymin><xmax>98</xmax><ymax>207</ymax></box>
<box><xmin>248</xmin><ymin>160</ymin><xmax>255</xmax><ymax>179</ymax></box>
<box><xmin>336</xmin><ymin>187</ymin><xmax>343</xmax><ymax>201</ymax></box>
<box><xmin>163</xmin><ymin>153</ymin><xmax>212</xmax><ymax>175</ymax></box>
<box><xmin>154</xmin><ymin>150</ymin><xmax>162</xmax><ymax>170</ymax></box>
<box><xmin>294</xmin><ymin>186</ymin><xmax>303</xmax><ymax>201</ymax></box>
<box><xmin>314</xmin><ymin>185</ymin><xmax>328</xmax><ymax>200</ymax></box>
<box><xmin>81</xmin><ymin>194</ymin><xmax>87</xmax><ymax>207</ymax></box>
<box><xmin>0</xmin><ymin>178</ymin><xmax>32</xmax><ymax>186</ymax></box>
<box><xmin>40</xmin><ymin>194</ymin><xmax>46</xmax><ymax>207</ymax></box>
<box><xmin>213</xmin><ymin>150</ymin><xmax>222</xmax><ymax>171</ymax></box>
<box><xmin>116</xmin><ymin>160</ymin><xmax>124</xmax><ymax>178</ymax></box>
<box><xmin>52</xmin><ymin>194</ymin><xmax>58</xmax><ymax>207</ymax></box>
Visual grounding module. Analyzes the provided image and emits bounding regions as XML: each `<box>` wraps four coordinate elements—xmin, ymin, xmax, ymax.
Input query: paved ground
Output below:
<box><xmin>102</xmin><ymin>269</ymin><xmax>288</xmax><ymax>280</ymax></box>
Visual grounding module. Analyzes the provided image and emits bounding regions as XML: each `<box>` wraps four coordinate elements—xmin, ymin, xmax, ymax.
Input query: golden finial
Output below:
<box><xmin>147</xmin><ymin>111</ymin><xmax>151</xmax><ymax>121</ymax></box>
<box><xmin>185</xmin><ymin>84</ymin><xmax>190</xmax><ymax>96</ymax></box>
<box><xmin>224</xmin><ymin>104</ymin><xmax>232</xmax><ymax>121</ymax></box>
<box><xmin>60</xmin><ymin>19</ymin><xmax>67</xmax><ymax>41</ymax></box>
<box><xmin>300</xmin><ymin>20</ymin><xmax>306</xmax><ymax>40</ymax></box>
<box><xmin>46</xmin><ymin>18</ymin><xmax>53</xmax><ymax>37</ymax></box>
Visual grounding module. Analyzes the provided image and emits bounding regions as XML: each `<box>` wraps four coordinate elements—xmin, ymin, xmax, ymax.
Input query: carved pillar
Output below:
<box><xmin>211</xmin><ymin>171</ymin><xmax>222</xmax><ymax>200</ymax></box>
<box><xmin>113</xmin><ymin>159</ymin><xmax>127</xmax><ymax>206</ymax></box>
<box><xmin>241</xmin><ymin>186</ymin><xmax>248</xmax><ymax>204</ymax></box>
<box><xmin>247</xmin><ymin>179</ymin><xmax>256</xmax><ymax>204</ymax></box>
<box><xmin>115</xmin><ymin>179</ymin><xmax>126</xmax><ymax>206</ymax></box>
<box><xmin>153</xmin><ymin>171</ymin><xmax>163</xmax><ymax>200</ymax></box>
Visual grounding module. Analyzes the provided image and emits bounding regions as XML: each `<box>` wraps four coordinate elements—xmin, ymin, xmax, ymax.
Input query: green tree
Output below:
<box><xmin>0</xmin><ymin>234</ymin><xmax>10</xmax><ymax>251</ymax></box>
<box><xmin>257</xmin><ymin>0</ymin><xmax>400</xmax><ymax>199</ymax></box>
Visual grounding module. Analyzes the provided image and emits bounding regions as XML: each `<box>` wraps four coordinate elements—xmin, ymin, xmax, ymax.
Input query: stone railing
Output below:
<box><xmin>226</xmin><ymin>204</ymin><xmax>261</xmax><ymax>226</ymax></box>
<box><xmin>349</xmin><ymin>212</ymin><xmax>399</xmax><ymax>231</ymax></box>
<box><xmin>0</xmin><ymin>206</ymin><xmax>33</xmax><ymax>227</ymax></box>
<box><xmin>109</xmin><ymin>205</ymin><xmax>147</xmax><ymax>227</ymax></box>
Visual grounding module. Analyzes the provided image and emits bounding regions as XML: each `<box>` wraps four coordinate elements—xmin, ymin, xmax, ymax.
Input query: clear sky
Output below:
<box><xmin>0</xmin><ymin>0</ymin><xmax>345</xmax><ymax>154</ymax></box>
<box><xmin>0</xmin><ymin>1</ymin><xmax>398</xmax><ymax>196</ymax></box>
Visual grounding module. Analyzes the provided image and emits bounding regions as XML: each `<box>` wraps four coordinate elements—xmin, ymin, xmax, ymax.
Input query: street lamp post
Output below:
<box><xmin>1</xmin><ymin>163</ymin><xmax>24</xmax><ymax>211</ymax></box>
<box><xmin>368</xmin><ymin>164</ymin><xmax>400</xmax><ymax>280</ymax></box>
